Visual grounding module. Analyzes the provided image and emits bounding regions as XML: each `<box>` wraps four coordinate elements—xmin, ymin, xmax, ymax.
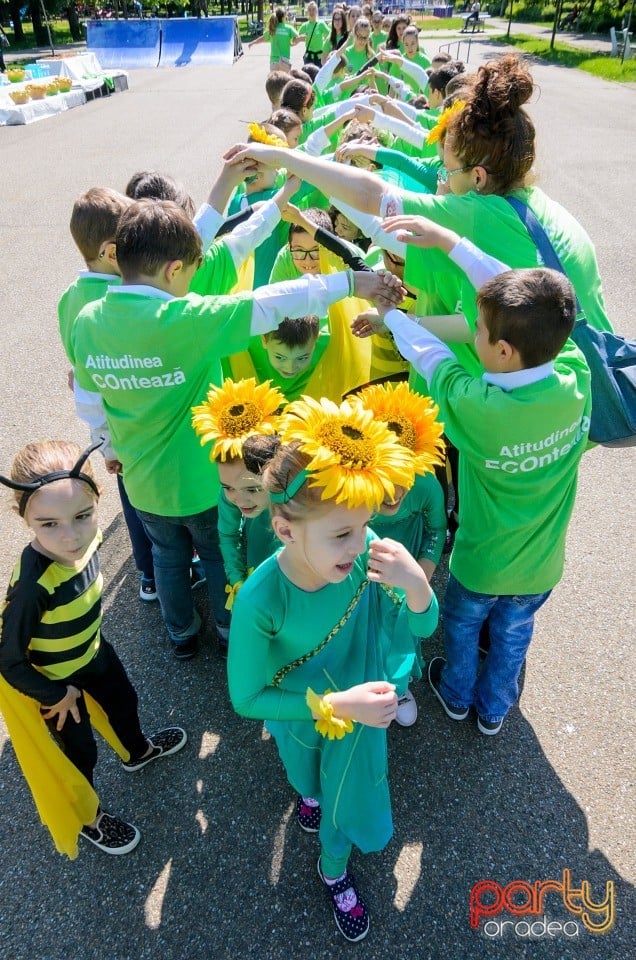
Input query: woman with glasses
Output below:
<box><xmin>343</xmin><ymin>17</ymin><xmax>375</xmax><ymax>75</ymax></box>
<box><xmin>322</xmin><ymin>7</ymin><xmax>349</xmax><ymax>64</ymax></box>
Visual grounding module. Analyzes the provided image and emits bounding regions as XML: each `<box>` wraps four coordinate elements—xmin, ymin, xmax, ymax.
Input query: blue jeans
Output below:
<box><xmin>117</xmin><ymin>475</ymin><xmax>154</xmax><ymax>580</ymax></box>
<box><xmin>442</xmin><ymin>574</ymin><xmax>551</xmax><ymax>722</ymax></box>
<box><xmin>137</xmin><ymin>506</ymin><xmax>229</xmax><ymax>645</ymax></box>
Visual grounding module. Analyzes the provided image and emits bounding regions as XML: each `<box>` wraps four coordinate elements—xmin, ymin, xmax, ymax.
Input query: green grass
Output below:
<box><xmin>500</xmin><ymin>33</ymin><xmax>636</xmax><ymax>82</ymax></box>
<box><xmin>3</xmin><ymin>19</ymin><xmax>78</xmax><ymax>51</ymax></box>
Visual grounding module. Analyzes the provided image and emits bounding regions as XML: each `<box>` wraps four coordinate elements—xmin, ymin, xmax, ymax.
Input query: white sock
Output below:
<box><xmin>301</xmin><ymin>796</ymin><xmax>320</xmax><ymax>807</ymax></box>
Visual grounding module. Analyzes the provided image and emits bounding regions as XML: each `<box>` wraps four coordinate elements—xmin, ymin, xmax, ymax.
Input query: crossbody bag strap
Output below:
<box><xmin>505</xmin><ymin>196</ymin><xmax>583</xmax><ymax>315</ymax></box>
<box><xmin>271</xmin><ymin>578</ymin><xmax>369</xmax><ymax>687</ymax></box>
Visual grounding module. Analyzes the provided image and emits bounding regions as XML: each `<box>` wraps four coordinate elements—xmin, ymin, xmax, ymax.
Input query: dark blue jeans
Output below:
<box><xmin>442</xmin><ymin>574</ymin><xmax>551</xmax><ymax>722</ymax></box>
<box><xmin>136</xmin><ymin>506</ymin><xmax>229</xmax><ymax>645</ymax></box>
<box><xmin>117</xmin><ymin>475</ymin><xmax>154</xmax><ymax>580</ymax></box>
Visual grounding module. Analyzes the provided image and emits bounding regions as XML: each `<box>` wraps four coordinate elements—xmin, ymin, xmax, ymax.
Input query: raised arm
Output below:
<box><xmin>224</xmin><ymin>143</ymin><xmax>390</xmax><ymax>216</ymax></box>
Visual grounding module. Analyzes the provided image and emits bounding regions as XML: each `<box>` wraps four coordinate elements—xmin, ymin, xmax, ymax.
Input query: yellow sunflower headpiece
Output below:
<box><xmin>248</xmin><ymin>122</ymin><xmax>289</xmax><ymax>148</ymax></box>
<box><xmin>192</xmin><ymin>378</ymin><xmax>285</xmax><ymax>462</ymax></box>
<box><xmin>355</xmin><ymin>382</ymin><xmax>445</xmax><ymax>476</ymax></box>
<box><xmin>275</xmin><ymin>396</ymin><xmax>416</xmax><ymax>511</ymax></box>
<box><xmin>426</xmin><ymin>98</ymin><xmax>467</xmax><ymax>145</ymax></box>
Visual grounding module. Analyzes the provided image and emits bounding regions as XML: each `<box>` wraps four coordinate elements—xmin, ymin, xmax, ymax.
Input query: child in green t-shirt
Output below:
<box><xmin>70</xmin><ymin>198</ymin><xmax>404</xmax><ymax>660</ymax></box>
<box><xmin>369</xmin><ymin>223</ymin><xmax>591</xmax><ymax>737</ymax></box>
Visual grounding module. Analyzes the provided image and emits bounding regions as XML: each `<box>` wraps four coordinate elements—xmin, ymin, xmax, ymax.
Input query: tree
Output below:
<box><xmin>8</xmin><ymin>0</ymin><xmax>25</xmax><ymax>41</ymax></box>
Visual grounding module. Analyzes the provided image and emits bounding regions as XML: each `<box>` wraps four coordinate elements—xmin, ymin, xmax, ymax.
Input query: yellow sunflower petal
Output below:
<box><xmin>356</xmin><ymin>382</ymin><xmax>445</xmax><ymax>476</ymax></box>
<box><xmin>426</xmin><ymin>98</ymin><xmax>467</xmax><ymax>146</ymax></box>
<box><xmin>248</xmin><ymin>122</ymin><xmax>289</xmax><ymax>148</ymax></box>
<box><xmin>191</xmin><ymin>377</ymin><xmax>285</xmax><ymax>461</ymax></box>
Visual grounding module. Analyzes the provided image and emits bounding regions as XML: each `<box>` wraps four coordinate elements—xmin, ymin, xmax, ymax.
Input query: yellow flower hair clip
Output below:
<box><xmin>277</xmin><ymin>396</ymin><xmax>415</xmax><ymax>511</ymax></box>
<box><xmin>192</xmin><ymin>378</ymin><xmax>285</xmax><ymax>462</ymax></box>
<box><xmin>426</xmin><ymin>98</ymin><xmax>467</xmax><ymax>145</ymax></box>
<box><xmin>355</xmin><ymin>382</ymin><xmax>445</xmax><ymax>476</ymax></box>
<box><xmin>248</xmin><ymin>122</ymin><xmax>289</xmax><ymax>148</ymax></box>
<box><xmin>306</xmin><ymin>688</ymin><xmax>354</xmax><ymax>740</ymax></box>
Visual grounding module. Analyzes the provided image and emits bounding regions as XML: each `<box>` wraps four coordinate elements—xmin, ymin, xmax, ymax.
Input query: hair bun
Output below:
<box><xmin>475</xmin><ymin>54</ymin><xmax>533</xmax><ymax>116</ymax></box>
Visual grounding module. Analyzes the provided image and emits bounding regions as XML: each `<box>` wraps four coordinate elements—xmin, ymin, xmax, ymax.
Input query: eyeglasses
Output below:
<box><xmin>436</xmin><ymin>164</ymin><xmax>475</xmax><ymax>185</ymax></box>
<box><xmin>290</xmin><ymin>248</ymin><xmax>320</xmax><ymax>261</ymax></box>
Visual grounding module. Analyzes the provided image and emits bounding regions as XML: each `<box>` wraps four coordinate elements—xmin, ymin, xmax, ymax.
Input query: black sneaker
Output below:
<box><xmin>122</xmin><ymin>727</ymin><xmax>187</xmax><ymax>771</ymax></box>
<box><xmin>80</xmin><ymin>811</ymin><xmax>140</xmax><ymax>855</ymax></box>
<box><xmin>139</xmin><ymin>576</ymin><xmax>157</xmax><ymax>602</ymax></box>
<box><xmin>190</xmin><ymin>562</ymin><xmax>206</xmax><ymax>591</ymax></box>
<box><xmin>428</xmin><ymin>657</ymin><xmax>469</xmax><ymax>721</ymax></box>
<box><xmin>296</xmin><ymin>796</ymin><xmax>321</xmax><ymax>833</ymax></box>
<box><xmin>477</xmin><ymin>715</ymin><xmax>503</xmax><ymax>736</ymax></box>
<box><xmin>173</xmin><ymin>636</ymin><xmax>198</xmax><ymax>660</ymax></box>
<box><xmin>318</xmin><ymin>858</ymin><xmax>369</xmax><ymax>943</ymax></box>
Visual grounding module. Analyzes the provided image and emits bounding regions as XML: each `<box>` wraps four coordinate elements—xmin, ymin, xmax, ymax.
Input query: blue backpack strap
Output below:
<box><xmin>505</xmin><ymin>197</ymin><xmax>583</xmax><ymax>313</ymax></box>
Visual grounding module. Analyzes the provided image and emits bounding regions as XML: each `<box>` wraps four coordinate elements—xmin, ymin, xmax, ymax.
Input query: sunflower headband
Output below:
<box><xmin>192</xmin><ymin>378</ymin><xmax>285</xmax><ymax>462</ymax></box>
<box><xmin>426</xmin><ymin>98</ymin><xmax>467</xmax><ymax>145</ymax></box>
<box><xmin>355</xmin><ymin>382</ymin><xmax>445</xmax><ymax>476</ymax></box>
<box><xmin>271</xmin><ymin>396</ymin><xmax>416</xmax><ymax>511</ymax></box>
<box><xmin>0</xmin><ymin>437</ymin><xmax>104</xmax><ymax>517</ymax></box>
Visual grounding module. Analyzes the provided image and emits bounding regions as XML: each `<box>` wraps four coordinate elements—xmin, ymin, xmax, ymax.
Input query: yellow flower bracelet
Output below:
<box><xmin>306</xmin><ymin>688</ymin><xmax>354</xmax><ymax>740</ymax></box>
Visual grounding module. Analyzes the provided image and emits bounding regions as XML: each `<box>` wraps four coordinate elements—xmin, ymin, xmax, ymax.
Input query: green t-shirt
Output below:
<box><xmin>371</xmin><ymin>30</ymin><xmax>387</xmax><ymax>52</ymax></box>
<box><xmin>344</xmin><ymin>45</ymin><xmax>372</xmax><ymax>75</ymax></box>
<box><xmin>369</xmin><ymin>472</ymin><xmax>446</xmax><ymax>566</ymax></box>
<box><xmin>188</xmin><ymin>240</ymin><xmax>237</xmax><ymax>296</ymax></box>
<box><xmin>299</xmin><ymin>19</ymin><xmax>329</xmax><ymax>52</ymax></box>
<box><xmin>58</xmin><ymin>273</ymin><xmax>120</xmax><ymax>363</ymax></box>
<box><xmin>402</xmin><ymin>187</ymin><xmax>614</xmax><ymax>335</ymax></box>
<box><xmin>269</xmin><ymin>23</ymin><xmax>298</xmax><ymax>61</ymax></box>
<box><xmin>430</xmin><ymin>341</ymin><xmax>592</xmax><ymax>594</ymax></box>
<box><xmin>71</xmin><ymin>290</ymin><xmax>254</xmax><ymax>517</ymax></box>
<box><xmin>217</xmin><ymin>490</ymin><xmax>280</xmax><ymax>586</ymax></box>
<box><xmin>390</xmin><ymin>50</ymin><xmax>431</xmax><ymax>93</ymax></box>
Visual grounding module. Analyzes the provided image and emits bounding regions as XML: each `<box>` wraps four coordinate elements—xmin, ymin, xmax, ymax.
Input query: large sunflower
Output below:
<box><xmin>426</xmin><ymin>98</ymin><xmax>467</xmax><ymax>145</ymax></box>
<box><xmin>192</xmin><ymin>378</ymin><xmax>285</xmax><ymax>462</ymax></box>
<box><xmin>279</xmin><ymin>396</ymin><xmax>415</xmax><ymax>510</ymax></box>
<box><xmin>356</xmin><ymin>382</ymin><xmax>445</xmax><ymax>476</ymax></box>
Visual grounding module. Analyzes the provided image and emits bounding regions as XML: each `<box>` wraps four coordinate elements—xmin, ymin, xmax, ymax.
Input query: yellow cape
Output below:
<box><xmin>0</xmin><ymin>675</ymin><xmax>130</xmax><ymax>859</ymax></box>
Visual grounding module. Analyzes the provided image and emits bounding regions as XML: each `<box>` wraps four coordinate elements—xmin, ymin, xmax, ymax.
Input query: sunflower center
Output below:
<box><xmin>386</xmin><ymin>416</ymin><xmax>418</xmax><ymax>451</ymax></box>
<box><xmin>318</xmin><ymin>419</ymin><xmax>376</xmax><ymax>467</ymax></box>
<box><xmin>218</xmin><ymin>401</ymin><xmax>262</xmax><ymax>436</ymax></box>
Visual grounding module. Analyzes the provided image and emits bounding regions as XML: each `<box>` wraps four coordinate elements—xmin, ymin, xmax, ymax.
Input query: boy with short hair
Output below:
<box><xmin>70</xmin><ymin>198</ymin><xmax>402</xmax><ymax>659</ymax></box>
<box><xmin>265</xmin><ymin>69</ymin><xmax>292</xmax><ymax>111</ymax></box>
<box><xmin>373</xmin><ymin>225</ymin><xmax>591</xmax><ymax>736</ymax></box>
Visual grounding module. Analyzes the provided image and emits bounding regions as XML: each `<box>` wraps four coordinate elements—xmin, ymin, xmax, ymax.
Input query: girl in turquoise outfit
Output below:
<box><xmin>227</xmin><ymin>396</ymin><xmax>439</xmax><ymax>942</ymax></box>
<box><xmin>192</xmin><ymin>378</ymin><xmax>285</xmax><ymax>634</ymax></box>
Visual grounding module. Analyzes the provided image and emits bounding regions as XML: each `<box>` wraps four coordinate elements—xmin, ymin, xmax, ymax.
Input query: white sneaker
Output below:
<box><xmin>396</xmin><ymin>688</ymin><xmax>418</xmax><ymax>727</ymax></box>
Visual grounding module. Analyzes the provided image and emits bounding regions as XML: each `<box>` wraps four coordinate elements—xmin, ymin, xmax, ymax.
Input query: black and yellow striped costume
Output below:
<box><xmin>0</xmin><ymin>534</ymin><xmax>141</xmax><ymax>858</ymax></box>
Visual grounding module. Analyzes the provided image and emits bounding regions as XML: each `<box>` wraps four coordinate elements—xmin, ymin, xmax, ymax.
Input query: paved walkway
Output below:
<box><xmin>0</xmin><ymin>34</ymin><xmax>634</xmax><ymax>960</ymax></box>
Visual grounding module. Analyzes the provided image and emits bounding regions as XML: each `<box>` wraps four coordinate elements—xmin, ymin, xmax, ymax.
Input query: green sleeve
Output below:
<box><xmin>217</xmin><ymin>490</ymin><xmax>247</xmax><ymax>586</ymax></box>
<box><xmin>375</xmin><ymin>148</ymin><xmax>440</xmax><ymax>192</ymax></box>
<box><xmin>228</xmin><ymin>570</ymin><xmax>311</xmax><ymax>721</ymax></box>
<box><xmin>415</xmin><ymin>474</ymin><xmax>447</xmax><ymax>565</ymax></box>
<box><xmin>188</xmin><ymin>240</ymin><xmax>238</xmax><ymax>296</ymax></box>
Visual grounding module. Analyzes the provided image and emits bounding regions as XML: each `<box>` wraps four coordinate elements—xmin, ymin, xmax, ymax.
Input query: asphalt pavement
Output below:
<box><xmin>0</xmin><ymin>35</ymin><xmax>634</xmax><ymax>960</ymax></box>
